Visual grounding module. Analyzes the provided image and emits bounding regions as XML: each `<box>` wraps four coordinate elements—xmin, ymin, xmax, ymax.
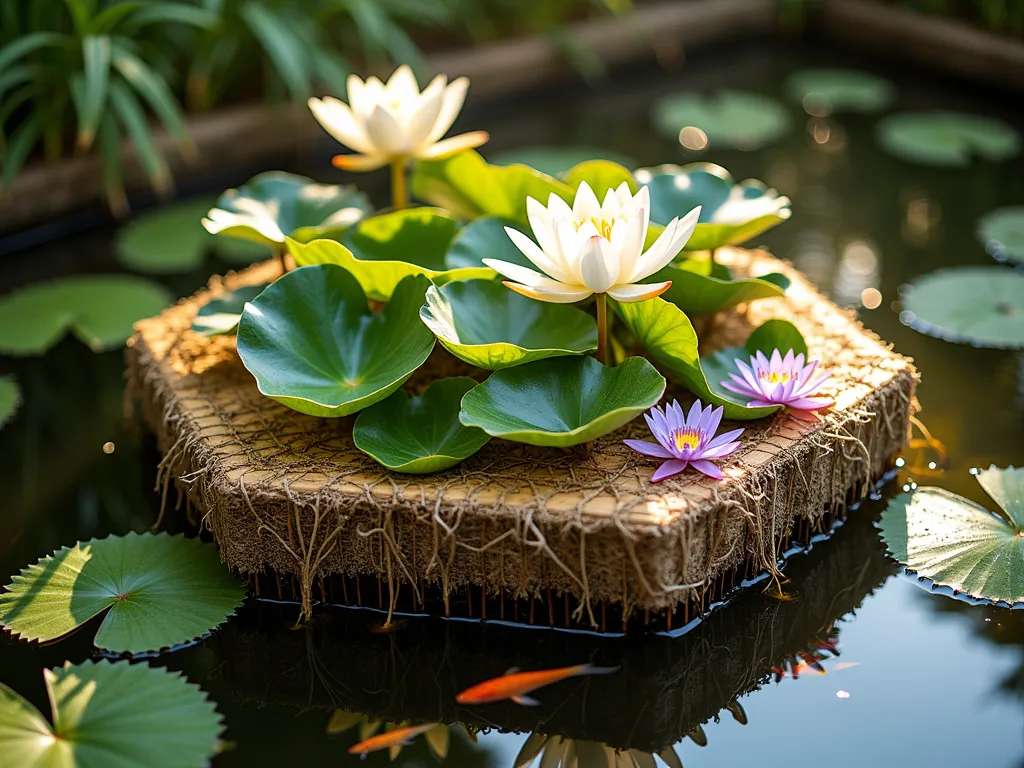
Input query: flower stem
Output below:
<box><xmin>596</xmin><ymin>293</ymin><xmax>608</xmax><ymax>365</ymax></box>
<box><xmin>391</xmin><ymin>158</ymin><xmax>408</xmax><ymax>210</ymax></box>
<box><xmin>275</xmin><ymin>247</ymin><xmax>287</xmax><ymax>274</ymax></box>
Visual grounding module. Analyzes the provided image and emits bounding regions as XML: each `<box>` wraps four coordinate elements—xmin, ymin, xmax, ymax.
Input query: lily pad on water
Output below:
<box><xmin>0</xmin><ymin>660</ymin><xmax>223</xmax><ymax>768</ymax></box>
<box><xmin>977</xmin><ymin>206</ymin><xmax>1024</xmax><ymax>265</ymax></box>
<box><xmin>783</xmin><ymin>68</ymin><xmax>896</xmax><ymax>113</ymax></box>
<box><xmin>191</xmin><ymin>283</ymin><xmax>270</xmax><ymax>337</ymax></box>
<box><xmin>0</xmin><ymin>532</ymin><xmax>244</xmax><ymax>653</ymax></box>
<box><xmin>652</xmin><ymin>90</ymin><xmax>791</xmax><ymax>150</ymax></box>
<box><xmin>876</xmin><ymin>112</ymin><xmax>1021</xmax><ymax>166</ymax></box>
<box><xmin>459</xmin><ymin>356</ymin><xmax>665</xmax><ymax>447</ymax></box>
<box><xmin>900</xmin><ymin>267</ymin><xmax>1024</xmax><ymax>349</ymax></box>
<box><xmin>444</xmin><ymin>217</ymin><xmax>533</xmax><ymax>271</ymax></box>
<box><xmin>203</xmin><ymin>171</ymin><xmax>373</xmax><ymax>247</ymax></box>
<box><xmin>643</xmin><ymin>258</ymin><xmax>789</xmax><ymax>316</ymax></box>
<box><xmin>0</xmin><ymin>276</ymin><xmax>171</xmax><ymax>356</ymax></box>
<box><xmin>489</xmin><ymin>146</ymin><xmax>637</xmax><ymax>178</ymax></box>
<box><xmin>420</xmin><ymin>280</ymin><xmax>597</xmax><ymax>370</ymax></box>
<box><xmin>237</xmin><ymin>266</ymin><xmax>434</xmax><ymax>418</ymax></box>
<box><xmin>0</xmin><ymin>376</ymin><xmax>21</xmax><ymax>431</ymax></box>
<box><xmin>635</xmin><ymin>164</ymin><xmax>791</xmax><ymax>251</ymax></box>
<box><xmin>353</xmin><ymin>378</ymin><xmax>490</xmax><ymax>473</ymax></box>
<box><xmin>877</xmin><ymin>466</ymin><xmax>1024</xmax><ymax>605</ymax></box>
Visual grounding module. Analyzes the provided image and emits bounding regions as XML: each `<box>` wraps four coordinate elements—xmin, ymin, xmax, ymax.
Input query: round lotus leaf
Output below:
<box><xmin>652</xmin><ymin>90</ymin><xmax>791</xmax><ymax>150</ymax></box>
<box><xmin>204</xmin><ymin>171</ymin><xmax>373</xmax><ymax>246</ymax></box>
<box><xmin>191</xmin><ymin>282</ymin><xmax>270</xmax><ymax>337</ymax></box>
<box><xmin>116</xmin><ymin>197</ymin><xmax>217</xmax><ymax>273</ymax></box>
<box><xmin>977</xmin><ymin>206</ymin><xmax>1024</xmax><ymax>265</ymax></box>
<box><xmin>783</xmin><ymin>68</ymin><xmax>896</xmax><ymax>113</ymax></box>
<box><xmin>237</xmin><ymin>265</ymin><xmax>435</xmax><ymax>417</ymax></box>
<box><xmin>459</xmin><ymin>356</ymin><xmax>666</xmax><ymax>447</ymax></box>
<box><xmin>635</xmin><ymin>163</ymin><xmax>791</xmax><ymax>250</ymax></box>
<box><xmin>420</xmin><ymin>280</ymin><xmax>597</xmax><ymax>370</ymax></box>
<box><xmin>900</xmin><ymin>267</ymin><xmax>1024</xmax><ymax>349</ymax></box>
<box><xmin>0</xmin><ymin>660</ymin><xmax>224</xmax><ymax>768</ymax></box>
<box><xmin>353</xmin><ymin>377</ymin><xmax>490</xmax><ymax>473</ymax></box>
<box><xmin>444</xmin><ymin>216</ymin><xmax>534</xmax><ymax>271</ymax></box>
<box><xmin>878</xmin><ymin>466</ymin><xmax>1024</xmax><ymax>605</ymax></box>
<box><xmin>0</xmin><ymin>376</ymin><xmax>20</xmax><ymax>431</ymax></box>
<box><xmin>489</xmin><ymin>146</ymin><xmax>637</xmax><ymax>178</ymax></box>
<box><xmin>876</xmin><ymin>112</ymin><xmax>1021</xmax><ymax>166</ymax></box>
<box><xmin>643</xmin><ymin>257</ymin><xmax>789</xmax><ymax>315</ymax></box>
<box><xmin>0</xmin><ymin>531</ymin><xmax>245</xmax><ymax>653</ymax></box>
<box><xmin>0</xmin><ymin>275</ymin><xmax>171</xmax><ymax>356</ymax></box>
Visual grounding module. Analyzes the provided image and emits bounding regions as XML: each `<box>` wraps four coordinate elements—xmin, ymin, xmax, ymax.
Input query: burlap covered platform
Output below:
<box><xmin>127</xmin><ymin>247</ymin><xmax>916</xmax><ymax>628</ymax></box>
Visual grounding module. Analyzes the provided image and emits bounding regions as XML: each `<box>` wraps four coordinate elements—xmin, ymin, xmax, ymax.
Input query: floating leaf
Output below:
<box><xmin>0</xmin><ymin>532</ymin><xmax>245</xmax><ymax>653</ymax></box>
<box><xmin>420</xmin><ymin>280</ymin><xmax>597</xmax><ymax>370</ymax></box>
<box><xmin>191</xmin><ymin>283</ymin><xmax>270</xmax><ymax>337</ymax></box>
<box><xmin>0</xmin><ymin>376</ymin><xmax>21</xmax><ymax>430</ymax></box>
<box><xmin>977</xmin><ymin>206</ymin><xmax>1024</xmax><ymax>265</ymax></box>
<box><xmin>644</xmin><ymin>257</ymin><xmax>789</xmax><ymax>315</ymax></box>
<box><xmin>0</xmin><ymin>276</ymin><xmax>171</xmax><ymax>355</ymax></box>
<box><xmin>877</xmin><ymin>467</ymin><xmax>1024</xmax><ymax>605</ymax></box>
<box><xmin>0</xmin><ymin>660</ymin><xmax>223</xmax><ymax>768</ymax></box>
<box><xmin>652</xmin><ymin>90</ymin><xmax>790</xmax><ymax>150</ymax></box>
<box><xmin>900</xmin><ymin>267</ymin><xmax>1024</xmax><ymax>349</ymax></box>
<box><xmin>634</xmin><ymin>163</ymin><xmax>791</xmax><ymax>251</ymax></box>
<box><xmin>563</xmin><ymin>159</ymin><xmax>639</xmax><ymax>198</ymax></box>
<box><xmin>444</xmin><ymin>217</ymin><xmax>533</xmax><ymax>271</ymax></box>
<box><xmin>489</xmin><ymin>146</ymin><xmax>637</xmax><ymax>178</ymax></box>
<box><xmin>876</xmin><ymin>112</ymin><xmax>1021</xmax><ymax>166</ymax></box>
<box><xmin>353</xmin><ymin>377</ymin><xmax>490</xmax><ymax>473</ymax></box>
<box><xmin>459</xmin><ymin>356</ymin><xmax>665</xmax><ymax>447</ymax></box>
<box><xmin>783</xmin><ymin>68</ymin><xmax>895</xmax><ymax>113</ymax></box>
<box><xmin>237</xmin><ymin>266</ymin><xmax>434</xmax><ymax>417</ymax></box>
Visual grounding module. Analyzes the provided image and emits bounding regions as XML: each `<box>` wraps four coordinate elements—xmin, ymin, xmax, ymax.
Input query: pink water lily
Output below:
<box><xmin>625</xmin><ymin>399</ymin><xmax>744</xmax><ymax>482</ymax></box>
<box><xmin>721</xmin><ymin>349</ymin><xmax>833</xmax><ymax>416</ymax></box>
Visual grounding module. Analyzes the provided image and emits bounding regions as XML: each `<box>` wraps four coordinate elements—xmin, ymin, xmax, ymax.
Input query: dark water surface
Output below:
<box><xmin>1</xmin><ymin>40</ymin><xmax>1022</xmax><ymax>767</ymax></box>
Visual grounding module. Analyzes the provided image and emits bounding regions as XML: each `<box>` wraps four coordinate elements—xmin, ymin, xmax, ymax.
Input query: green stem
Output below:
<box><xmin>596</xmin><ymin>293</ymin><xmax>608</xmax><ymax>365</ymax></box>
<box><xmin>391</xmin><ymin>157</ymin><xmax>408</xmax><ymax>210</ymax></box>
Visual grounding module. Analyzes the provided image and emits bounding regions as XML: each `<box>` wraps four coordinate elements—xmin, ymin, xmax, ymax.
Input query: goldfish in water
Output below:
<box><xmin>348</xmin><ymin>723</ymin><xmax>435</xmax><ymax>757</ymax></box>
<box><xmin>455</xmin><ymin>663</ymin><xmax>619</xmax><ymax>707</ymax></box>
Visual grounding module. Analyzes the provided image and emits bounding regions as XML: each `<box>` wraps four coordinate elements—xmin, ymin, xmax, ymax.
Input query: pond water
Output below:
<box><xmin>1</xmin><ymin>39</ymin><xmax>1022</xmax><ymax>767</ymax></box>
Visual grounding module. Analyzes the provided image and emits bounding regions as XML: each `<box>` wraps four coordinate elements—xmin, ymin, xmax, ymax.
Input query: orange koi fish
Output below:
<box><xmin>456</xmin><ymin>663</ymin><xmax>619</xmax><ymax>707</ymax></box>
<box><xmin>348</xmin><ymin>724</ymin><xmax>435</xmax><ymax>757</ymax></box>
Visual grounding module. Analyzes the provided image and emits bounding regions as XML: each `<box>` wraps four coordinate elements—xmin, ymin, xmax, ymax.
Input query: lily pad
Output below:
<box><xmin>459</xmin><ymin>356</ymin><xmax>666</xmax><ymax>447</ymax></box>
<box><xmin>489</xmin><ymin>146</ymin><xmax>637</xmax><ymax>178</ymax></box>
<box><xmin>783</xmin><ymin>68</ymin><xmax>896</xmax><ymax>113</ymax></box>
<box><xmin>634</xmin><ymin>164</ymin><xmax>791</xmax><ymax>251</ymax></box>
<box><xmin>900</xmin><ymin>267</ymin><xmax>1024</xmax><ymax>349</ymax></box>
<box><xmin>563</xmin><ymin>160</ymin><xmax>639</xmax><ymax>199</ymax></box>
<box><xmin>290</xmin><ymin>209</ymin><xmax>491</xmax><ymax>301</ymax></box>
<box><xmin>203</xmin><ymin>171</ymin><xmax>373</xmax><ymax>247</ymax></box>
<box><xmin>0</xmin><ymin>376</ymin><xmax>21</xmax><ymax>430</ymax></box>
<box><xmin>652</xmin><ymin>90</ymin><xmax>791</xmax><ymax>150</ymax></box>
<box><xmin>0</xmin><ymin>276</ymin><xmax>172</xmax><ymax>356</ymax></box>
<box><xmin>191</xmin><ymin>283</ymin><xmax>270</xmax><ymax>337</ymax></box>
<box><xmin>977</xmin><ymin>206</ymin><xmax>1024</xmax><ymax>265</ymax></box>
<box><xmin>353</xmin><ymin>377</ymin><xmax>490</xmax><ymax>473</ymax></box>
<box><xmin>877</xmin><ymin>466</ymin><xmax>1024</xmax><ymax>605</ymax></box>
<box><xmin>644</xmin><ymin>257</ymin><xmax>789</xmax><ymax>315</ymax></box>
<box><xmin>420</xmin><ymin>280</ymin><xmax>597</xmax><ymax>369</ymax></box>
<box><xmin>0</xmin><ymin>660</ymin><xmax>223</xmax><ymax>768</ymax></box>
<box><xmin>237</xmin><ymin>266</ymin><xmax>434</xmax><ymax>417</ymax></box>
<box><xmin>0</xmin><ymin>532</ymin><xmax>245</xmax><ymax>654</ymax></box>
<box><xmin>444</xmin><ymin>217</ymin><xmax>533</xmax><ymax>271</ymax></box>
<box><xmin>876</xmin><ymin>112</ymin><xmax>1021</xmax><ymax>166</ymax></box>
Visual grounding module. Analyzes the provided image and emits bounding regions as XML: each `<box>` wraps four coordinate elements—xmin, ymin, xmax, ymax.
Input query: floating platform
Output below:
<box><xmin>127</xmin><ymin>248</ymin><xmax>916</xmax><ymax>630</ymax></box>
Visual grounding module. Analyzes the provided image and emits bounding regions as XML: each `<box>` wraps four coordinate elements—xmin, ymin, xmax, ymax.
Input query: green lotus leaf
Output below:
<box><xmin>977</xmin><ymin>206</ymin><xmax>1024</xmax><ymax>265</ymax></box>
<box><xmin>563</xmin><ymin>159</ymin><xmax>639</xmax><ymax>197</ymax></box>
<box><xmin>444</xmin><ymin>217</ymin><xmax>533</xmax><ymax>271</ymax></box>
<box><xmin>411</xmin><ymin>149</ymin><xmax>573</xmax><ymax>224</ymax></box>
<box><xmin>353</xmin><ymin>377</ymin><xmax>491</xmax><ymax>473</ymax></box>
<box><xmin>635</xmin><ymin>163</ymin><xmax>791</xmax><ymax>251</ymax></box>
<box><xmin>459</xmin><ymin>356</ymin><xmax>665</xmax><ymax>447</ymax></box>
<box><xmin>876</xmin><ymin>112</ymin><xmax>1021</xmax><ymax>166</ymax></box>
<box><xmin>203</xmin><ymin>171</ymin><xmax>373</xmax><ymax>247</ymax></box>
<box><xmin>290</xmin><ymin>209</ymin><xmax>490</xmax><ymax>301</ymax></box>
<box><xmin>116</xmin><ymin>197</ymin><xmax>216</xmax><ymax>273</ymax></box>
<box><xmin>900</xmin><ymin>266</ymin><xmax>1024</xmax><ymax>349</ymax></box>
<box><xmin>237</xmin><ymin>266</ymin><xmax>434</xmax><ymax>417</ymax></box>
<box><xmin>0</xmin><ymin>376</ymin><xmax>20</xmax><ymax>431</ymax></box>
<box><xmin>783</xmin><ymin>68</ymin><xmax>896</xmax><ymax>113</ymax></box>
<box><xmin>612</xmin><ymin>298</ymin><xmax>805</xmax><ymax>420</ymax></box>
<box><xmin>0</xmin><ymin>531</ymin><xmax>245</xmax><ymax>653</ymax></box>
<box><xmin>652</xmin><ymin>89</ymin><xmax>791</xmax><ymax>150</ymax></box>
<box><xmin>420</xmin><ymin>280</ymin><xmax>597</xmax><ymax>370</ymax></box>
<box><xmin>0</xmin><ymin>660</ymin><xmax>223</xmax><ymax>768</ymax></box>
<box><xmin>877</xmin><ymin>466</ymin><xmax>1024</xmax><ymax>605</ymax></box>
<box><xmin>0</xmin><ymin>275</ymin><xmax>172</xmax><ymax>356</ymax></box>
<box><xmin>489</xmin><ymin>146</ymin><xmax>637</xmax><ymax>178</ymax></box>
<box><xmin>643</xmin><ymin>257</ymin><xmax>789</xmax><ymax>316</ymax></box>
<box><xmin>191</xmin><ymin>283</ymin><xmax>270</xmax><ymax>337</ymax></box>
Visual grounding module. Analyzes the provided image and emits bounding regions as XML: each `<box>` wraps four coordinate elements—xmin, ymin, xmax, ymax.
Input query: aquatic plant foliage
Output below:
<box><xmin>783</xmin><ymin>68</ymin><xmax>895</xmax><ymax>113</ymax></box>
<box><xmin>0</xmin><ymin>376</ymin><xmax>21</xmax><ymax>431</ymax></box>
<box><xmin>652</xmin><ymin>89</ymin><xmax>791</xmax><ymax>150</ymax></box>
<box><xmin>489</xmin><ymin>145</ymin><xmax>637</xmax><ymax>177</ymax></box>
<box><xmin>977</xmin><ymin>206</ymin><xmax>1024</xmax><ymax>265</ymax></box>
<box><xmin>191</xmin><ymin>282</ymin><xmax>270</xmax><ymax>337</ymax></box>
<box><xmin>876</xmin><ymin>112</ymin><xmax>1021</xmax><ymax>166</ymax></box>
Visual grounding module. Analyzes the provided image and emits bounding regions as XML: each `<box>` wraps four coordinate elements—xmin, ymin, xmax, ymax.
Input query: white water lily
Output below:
<box><xmin>484</xmin><ymin>182</ymin><xmax>701</xmax><ymax>303</ymax></box>
<box><xmin>308</xmin><ymin>65</ymin><xmax>488</xmax><ymax>172</ymax></box>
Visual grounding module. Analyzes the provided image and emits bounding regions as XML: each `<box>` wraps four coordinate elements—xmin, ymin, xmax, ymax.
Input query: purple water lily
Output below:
<box><xmin>624</xmin><ymin>399</ymin><xmax>744</xmax><ymax>482</ymax></box>
<box><xmin>721</xmin><ymin>349</ymin><xmax>833</xmax><ymax>417</ymax></box>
